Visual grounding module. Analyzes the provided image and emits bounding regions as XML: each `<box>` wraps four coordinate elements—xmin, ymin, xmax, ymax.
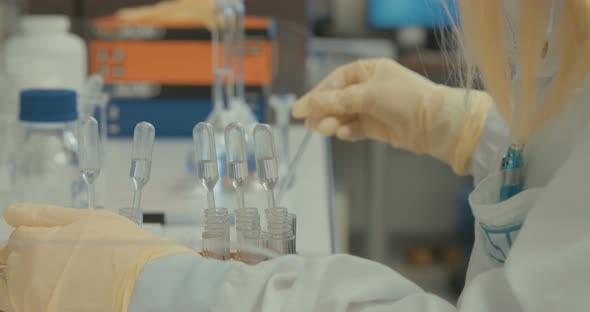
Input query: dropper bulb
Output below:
<box><xmin>78</xmin><ymin>116</ymin><xmax>101</xmax><ymax>173</ymax></box>
<box><xmin>253</xmin><ymin>124</ymin><xmax>277</xmax><ymax>160</ymax></box>
<box><xmin>253</xmin><ymin>124</ymin><xmax>279</xmax><ymax>191</ymax></box>
<box><xmin>194</xmin><ymin>122</ymin><xmax>219</xmax><ymax>192</ymax></box>
<box><xmin>224</xmin><ymin>122</ymin><xmax>248</xmax><ymax>190</ymax></box>
<box><xmin>132</xmin><ymin>122</ymin><xmax>156</xmax><ymax>161</ymax></box>
<box><xmin>130</xmin><ymin>122</ymin><xmax>155</xmax><ymax>187</ymax></box>
<box><xmin>194</xmin><ymin>122</ymin><xmax>217</xmax><ymax>162</ymax></box>
<box><xmin>224</xmin><ymin>122</ymin><xmax>248</xmax><ymax>163</ymax></box>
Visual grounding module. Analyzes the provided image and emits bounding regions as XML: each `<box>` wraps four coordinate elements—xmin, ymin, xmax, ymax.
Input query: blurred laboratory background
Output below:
<box><xmin>0</xmin><ymin>0</ymin><xmax>473</xmax><ymax>302</ymax></box>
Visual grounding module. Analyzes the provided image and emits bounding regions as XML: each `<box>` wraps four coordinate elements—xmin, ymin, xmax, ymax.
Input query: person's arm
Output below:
<box><xmin>292</xmin><ymin>59</ymin><xmax>493</xmax><ymax>176</ymax></box>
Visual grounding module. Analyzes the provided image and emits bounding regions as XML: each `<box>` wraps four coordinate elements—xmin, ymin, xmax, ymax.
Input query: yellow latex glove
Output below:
<box><xmin>293</xmin><ymin>58</ymin><xmax>492</xmax><ymax>175</ymax></box>
<box><xmin>116</xmin><ymin>0</ymin><xmax>215</xmax><ymax>28</ymax></box>
<box><xmin>0</xmin><ymin>203</ymin><xmax>195</xmax><ymax>312</ymax></box>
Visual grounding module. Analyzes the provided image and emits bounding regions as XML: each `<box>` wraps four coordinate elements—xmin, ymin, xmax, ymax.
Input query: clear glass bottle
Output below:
<box><xmin>11</xmin><ymin>89</ymin><xmax>84</xmax><ymax>207</ymax></box>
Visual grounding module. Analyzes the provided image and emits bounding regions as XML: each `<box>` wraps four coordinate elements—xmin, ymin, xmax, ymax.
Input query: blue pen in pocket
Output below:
<box><xmin>500</xmin><ymin>144</ymin><xmax>524</xmax><ymax>201</ymax></box>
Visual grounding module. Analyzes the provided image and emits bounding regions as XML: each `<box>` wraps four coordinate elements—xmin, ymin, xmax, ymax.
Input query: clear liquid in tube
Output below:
<box><xmin>227</xmin><ymin>160</ymin><xmax>248</xmax><ymax>189</ymax></box>
<box><xmin>197</xmin><ymin>160</ymin><xmax>219</xmax><ymax>191</ymax></box>
<box><xmin>256</xmin><ymin>157</ymin><xmax>278</xmax><ymax>190</ymax></box>
<box><xmin>130</xmin><ymin>158</ymin><xmax>152</xmax><ymax>187</ymax></box>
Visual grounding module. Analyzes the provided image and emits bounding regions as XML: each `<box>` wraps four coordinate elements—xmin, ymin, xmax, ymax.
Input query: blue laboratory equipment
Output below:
<box><xmin>499</xmin><ymin>144</ymin><xmax>524</xmax><ymax>201</ymax></box>
<box><xmin>368</xmin><ymin>0</ymin><xmax>459</xmax><ymax>29</ymax></box>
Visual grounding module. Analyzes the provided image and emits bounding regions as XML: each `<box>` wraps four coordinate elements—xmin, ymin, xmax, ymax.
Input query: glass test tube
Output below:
<box><xmin>212</xmin><ymin>0</ymin><xmax>236</xmax><ymax>111</ymax></box>
<box><xmin>268</xmin><ymin>228</ymin><xmax>295</xmax><ymax>255</ymax></box>
<box><xmin>265</xmin><ymin>207</ymin><xmax>288</xmax><ymax>219</ymax></box>
<box><xmin>266</xmin><ymin>207</ymin><xmax>296</xmax><ymax>255</ymax></box>
<box><xmin>232</xmin><ymin>0</ymin><xmax>246</xmax><ymax>103</ymax></box>
<box><xmin>234</xmin><ymin>206</ymin><xmax>262</xmax><ymax>258</ymax></box>
<box><xmin>289</xmin><ymin>212</ymin><xmax>297</xmax><ymax>249</ymax></box>
<box><xmin>204</xmin><ymin>207</ymin><xmax>230</xmax><ymax>241</ymax></box>
<box><xmin>202</xmin><ymin>231</ymin><xmax>230</xmax><ymax>260</ymax></box>
<box><xmin>241</xmin><ymin>230</ymin><xmax>268</xmax><ymax>265</ymax></box>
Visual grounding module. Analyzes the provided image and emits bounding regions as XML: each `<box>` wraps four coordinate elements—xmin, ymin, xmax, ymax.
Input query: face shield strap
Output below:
<box><xmin>503</xmin><ymin>0</ymin><xmax>561</xmax><ymax>79</ymax></box>
<box><xmin>538</xmin><ymin>0</ymin><xmax>562</xmax><ymax>78</ymax></box>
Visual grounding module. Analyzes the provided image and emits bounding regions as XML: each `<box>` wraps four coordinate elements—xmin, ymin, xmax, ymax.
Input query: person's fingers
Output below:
<box><xmin>0</xmin><ymin>276</ymin><xmax>11</xmax><ymax>312</ymax></box>
<box><xmin>0</xmin><ymin>227</ymin><xmax>56</xmax><ymax>266</ymax></box>
<box><xmin>307</xmin><ymin>65</ymin><xmax>351</xmax><ymax>93</ymax></box>
<box><xmin>339</xmin><ymin>117</ymin><xmax>393</xmax><ymax>144</ymax></box>
<box><xmin>4</xmin><ymin>204</ymin><xmax>90</xmax><ymax>228</ymax></box>
<box><xmin>315</xmin><ymin>117</ymin><xmax>341</xmax><ymax>136</ymax></box>
<box><xmin>0</xmin><ymin>242</ymin><xmax>7</xmax><ymax>265</ymax></box>
<box><xmin>292</xmin><ymin>91</ymin><xmax>316</xmax><ymax>118</ymax></box>
<box><xmin>293</xmin><ymin>84</ymin><xmax>367</xmax><ymax>118</ymax></box>
<box><xmin>304</xmin><ymin>116</ymin><xmax>358</xmax><ymax>138</ymax></box>
<box><xmin>293</xmin><ymin>77</ymin><xmax>345</xmax><ymax>118</ymax></box>
<box><xmin>308</xmin><ymin>85</ymin><xmax>367</xmax><ymax>116</ymax></box>
<box><xmin>333</xmin><ymin>59</ymin><xmax>376</xmax><ymax>86</ymax></box>
<box><xmin>293</xmin><ymin>60</ymin><xmax>377</xmax><ymax>118</ymax></box>
<box><xmin>336</xmin><ymin>119</ymin><xmax>367</xmax><ymax>142</ymax></box>
<box><xmin>304</xmin><ymin>117</ymin><xmax>321</xmax><ymax>130</ymax></box>
<box><xmin>0</xmin><ymin>227</ymin><xmax>49</xmax><ymax>266</ymax></box>
<box><xmin>8</xmin><ymin>226</ymin><xmax>54</xmax><ymax>242</ymax></box>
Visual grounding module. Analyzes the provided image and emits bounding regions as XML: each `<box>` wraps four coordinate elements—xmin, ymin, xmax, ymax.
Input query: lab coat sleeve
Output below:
<box><xmin>469</xmin><ymin>105</ymin><xmax>510</xmax><ymax>184</ymax></box>
<box><xmin>128</xmin><ymin>254</ymin><xmax>234</xmax><ymax>312</ymax></box>
<box><xmin>212</xmin><ymin>254</ymin><xmax>457</xmax><ymax>312</ymax></box>
<box><xmin>128</xmin><ymin>253</ymin><xmax>458</xmax><ymax>312</ymax></box>
<box><xmin>129</xmin><ymin>251</ymin><xmax>536</xmax><ymax>312</ymax></box>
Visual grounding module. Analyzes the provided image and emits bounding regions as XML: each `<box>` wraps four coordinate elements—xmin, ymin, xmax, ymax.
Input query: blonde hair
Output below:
<box><xmin>452</xmin><ymin>0</ymin><xmax>590</xmax><ymax>141</ymax></box>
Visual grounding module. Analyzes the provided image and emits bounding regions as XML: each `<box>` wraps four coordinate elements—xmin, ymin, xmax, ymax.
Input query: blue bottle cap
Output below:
<box><xmin>19</xmin><ymin>89</ymin><xmax>78</xmax><ymax>122</ymax></box>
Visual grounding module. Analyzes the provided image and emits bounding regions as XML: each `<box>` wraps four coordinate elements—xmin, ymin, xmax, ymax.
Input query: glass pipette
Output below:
<box><xmin>232</xmin><ymin>0</ymin><xmax>246</xmax><ymax>104</ymax></box>
<box><xmin>78</xmin><ymin>116</ymin><xmax>101</xmax><ymax>208</ymax></box>
<box><xmin>129</xmin><ymin>122</ymin><xmax>155</xmax><ymax>226</ymax></box>
<box><xmin>224</xmin><ymin>122</ymin><xmax>248</xmax><ymax>210</ymax></box>
<box><xmin>211</xmin><ymin>0</ymin><xmax>235</xmax><ymax>114</ymax></box>
<box><xmin>253</xmin><ymin>124</ymin><xmax>279</xmax><ymax>209</ymax></box>
<box><xmin>83</xmin><ymin>74</ymin><xmax>109</xmax><ymax>160</ymax></box>
<box><xmin>276</xmin><ymin>129</ymin><xmax>313</xmax><ymax>204</ymax></box>
<box><xmin>193</xmin><ymin>122</ymin><xmax>219</xmax><ymax>210</ymax></box>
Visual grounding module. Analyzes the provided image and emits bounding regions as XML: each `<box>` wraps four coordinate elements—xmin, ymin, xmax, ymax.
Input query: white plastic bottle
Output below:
<box><xmin>12</xmin><ymin>89</ymin><xmax>85</xmax><ymax>208</ymax></box>
<box><xmin>4</xmin><ymin>15</ymin><xmax>87</xmax><ymax>94</ymax></box>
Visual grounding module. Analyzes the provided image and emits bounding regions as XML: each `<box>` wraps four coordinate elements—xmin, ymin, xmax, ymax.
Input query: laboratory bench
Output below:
<box><xmin>102</xmin><ymin>126</ymin><xmax>336</xmax><ymax>255</ymax></box>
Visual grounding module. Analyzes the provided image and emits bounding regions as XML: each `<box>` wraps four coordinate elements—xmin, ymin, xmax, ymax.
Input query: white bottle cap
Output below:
<box><xmin>21</xmin><ymin>15</ymin><xmax>70</xmax><ymax>35</ymax></box>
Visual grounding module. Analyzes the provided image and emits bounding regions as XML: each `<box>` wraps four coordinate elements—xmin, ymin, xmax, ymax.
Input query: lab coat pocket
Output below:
<box><xmin>469</xmin><ymin>172</ymin><xmax>544</xmax><ymax>265</ymax></box>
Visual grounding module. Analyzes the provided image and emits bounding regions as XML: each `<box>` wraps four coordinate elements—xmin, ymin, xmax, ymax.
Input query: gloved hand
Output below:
<box><xmin>293</xmin><ymin>58</ymin><xmax>492</xmax><ymax>175</ymax></box>
<box><xmin>115</xmin><ymin>0</ymin><xmax>215</xmax><ymax>28</ymax></box>
<box><xmin>0</xmin><ymin>203</ymin><xmax>195</xmax><ymax>312</ymax></box>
